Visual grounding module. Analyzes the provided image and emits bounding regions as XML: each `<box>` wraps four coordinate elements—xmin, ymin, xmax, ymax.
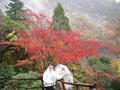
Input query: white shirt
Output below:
<box><xmin>54</xmin><ymin>64</ymin><xmax>73</xmax><ymax>90</ymax></box>
<box><xmin>54</xmin><ymin>64</ymin><xmax>72</xmax><ymax>80</ymax></box>
<box><xmin>43</xmin><ymin>67</ymin><xmax>57</xmax><ymax>87</ymax></box>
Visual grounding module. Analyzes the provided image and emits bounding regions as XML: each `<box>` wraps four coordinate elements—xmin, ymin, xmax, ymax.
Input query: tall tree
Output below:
<box><xmin>0</xmin><ymin>10</ymin><xmax>3</xmax><ymax>29</ymax></box>
<box><xmin>115</xmin><ymin>20</ymin><xmax>120</xmax><ymax>45</ymax></box>
<box><xmin>52</xmin><ymin>3</ymin><xmax>71</xmax><ymax>31</ymax></box>
<box><xmin>5</xmin><ymin>0</ymin><xmax>26</xmax><ymax>21</ymax></box>
<box><xmin>0</xmin><ymin>10</ymin><xmax>5</xmax><ymax>40</ymax></box>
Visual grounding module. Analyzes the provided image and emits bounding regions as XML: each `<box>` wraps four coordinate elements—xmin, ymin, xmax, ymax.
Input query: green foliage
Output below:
<box><xmin>0</xmin><ymin>64</ymin><xmax>16</xmax><ymax>89</ymax></box>
<box><xmin>5</xmin><ymin>0</ymin><xmax>25</xmax><ymax>21</ymax></box>
<box><xmin>88</xmin><ymin>58</ymin><xmax>112</xmax><ymax>72</ymax></box>
<box><xmin>100</xmin><ymin>57</ymin><xmax>111</xmax><ymax>64</ymax></box>
<box><xmin>97</xmin><ymin>76</ymin><xmax>120</xmax><ymax>90</ymax></box>
<box><xmin>0</xmin><ymin>64</ymin><xmax>16</xmax><ymax>79</ymax></box>
<box><xmin>100</xmin><ymin>79</ymin><xmax>111</xmax><ymax>90</ymax></box>
<box><xmin>3</xmin><ymin>17</ymin><xmax>28</xmax><ymax>41</ymax></box>
<box><xmin>3</xmin><ymin>50</ymin><xmax>18</xmax><ymax>64</ymax></box>
<box><xmin>13</xmin><ymin>71</ymin><xmax>39</xmax><ymax>79</ymax></box>
<box><xmin>3</xmin><ymin>71</ymin><xmax>42</xmax><ymax>90</ymax></box>
<box><xmin>88</xmin><ymin>58</ymin><xmax>119</xmax><ymax>90</ymax></box>
<box><xmin>0</xmin><ymin>10</ymin><xmax>6</xmax><ymax>40</ymax></box>
<box><xmin>53</xmin><ymin>3</ymin><xmax>71</xmax><ymax>31</ymax></box>
<box><xmin>0</xmin><ymin>15</ymin><xmax>28</xmax><ymax>63</ymax></box>
<box><xmin>111</xmin><ymin>79</ymin><xmax>120</xmax><ymax>90</ymax></box>
<box><xmin>3</xmin><ymin>17</ymin><xmax>28</xmax><ymax>32</ymax></box>
<box><xmin>77</xmin><ymin>67</ymin><xmax>90</xmax><ymax>82</ymax></box>
<box><xmin>0</xmin><ymin>45</ymin><xmax>10</xmax><ymax>63</ymax></box>
<box><xmin>67</xmin><ymin>63</ymin><xmax>91</xmax><ymax>83</ymax></box>
<box><xmin>0</xmin><ymin>44</ymin><xmax>26</xmax><ymax>65</ymax></box>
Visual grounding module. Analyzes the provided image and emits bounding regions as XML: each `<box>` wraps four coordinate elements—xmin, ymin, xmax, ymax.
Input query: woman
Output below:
<box><xmin>54</xmin><ymin>64</ymin><xmax>73</xmax><ymax>90</ymax></box>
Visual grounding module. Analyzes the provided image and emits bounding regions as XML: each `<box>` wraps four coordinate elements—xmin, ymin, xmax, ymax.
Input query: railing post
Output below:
<box><xmin>89</xmin><ymin>82</ymin><xmax>97</xmax><ymax>90</ymax></box>
<box><xmin>75</xmin><ymin>85</ymin><xmax>79</xmax><ymax>90</ymax></box>
<box><xmin>0</xmin><ymin>80</ymin><xmax>4</xmax><ymax>89</ymax></box>
<box><xmin>39</xmin><ymin>73</ymin><xmax>44</xmax><ymax>90</ymax></box>
<box><xmin>61</xmin><ymin>80</ymin><xmax>66</xmax><ymax>90</ymax></box>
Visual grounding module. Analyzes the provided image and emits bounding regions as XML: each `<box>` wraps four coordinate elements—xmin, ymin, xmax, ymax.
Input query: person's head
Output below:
<box><xmin>48</xmin><ymin>61</ymin><xmax>57</xmax><ymax>69</ymax></box>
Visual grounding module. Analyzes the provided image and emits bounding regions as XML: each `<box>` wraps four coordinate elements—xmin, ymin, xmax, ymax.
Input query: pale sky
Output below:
<box><xmin>21</xmin><ymin>0</ymin><xmax>46</xmax><ymax>13</ymax></box>
<box><xmin>0</xmin><ymin>0</ymin><xmax>120</xmax><ymax>28</ymax></box>
<box><xmin>115</xmin><ymin>0</ymin><xmax>120</xmax><ymax>3</ymax></box>
<box><xmin>0</xmin><ymin>0</ymin><xmax>119</xmax><ymax>13</ymax></box>
<box><xmin>21</xmin><ymin>0</ymin><xmax>120</xmax><ymax>13</ymax></box>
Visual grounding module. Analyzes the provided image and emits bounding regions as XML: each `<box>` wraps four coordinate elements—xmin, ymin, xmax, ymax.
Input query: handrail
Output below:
<box><xmin>58</xmin><ymin>79</ymin><xmax>97</xmax><ymax>90</ymax></box>
<box><xmin>0</xmin><ymin>76</ymin><xmax>97</xmax><ymax>90</ymax></box>
<box><xmin>58</xmin><ymin>80</ymin><xmax>97</xmax><ymax>87</ymax></box>
<box><xmin>0</xmin><ymin>77</ymin><xmax>44</xmax><ymax>90</ymax></box>
<box><xmin>0</xmin><ymin>77</ymin><xmax>42</xmax><ymax>80</ymax></box>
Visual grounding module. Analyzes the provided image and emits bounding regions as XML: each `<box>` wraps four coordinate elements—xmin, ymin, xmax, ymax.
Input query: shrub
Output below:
<box><xmin>0</xmin><ymin>63</ymin><xmax>16</xmax><ymax>89</ymax></box>
<box><xmin>3</xmin><ymin>71</ymin><xmax>42</xmax><ymax>90</ymax></box>
<box><xmin>111</xmin><ymin>79</ymin><xmax>120</xmax><ymax>90</ymax></box>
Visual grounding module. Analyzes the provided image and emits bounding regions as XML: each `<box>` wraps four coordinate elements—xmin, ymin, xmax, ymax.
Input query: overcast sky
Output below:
<box><xmin>0</xmin><ymin>0</ymin><xmax>120</xmax><ymax>28</ymax></box>
<box><xmin>0</xmin><ymin>0</ymin><xmax>119</xmax><ymax>13</ymax></box>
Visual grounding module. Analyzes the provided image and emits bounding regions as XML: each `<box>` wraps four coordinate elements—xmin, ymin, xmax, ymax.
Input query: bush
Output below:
<box><xmin>111</xmin><ymin>79</ymin><xmax>120</xmax><ymax>90</ymax></box>
<box><xmin>100</xmin><ymin>57</ymin><xmax>111</xmax><ymax>64</ymax></box>
<box><xmin>88</xmin><ymin>58</ymin><xmax>112</xmax><ymax>72</ymax></box>
<box><xmin>3</xmin><ymin>71</ymin><xmax>42</xmax><ymax>90</ymax></box>
<box><xmin>0</xmin><ymin>64</ymin><xmax>16</xmax><ymax>89</ymax></box>
<box><xmin>0</xmin><ymin>63</ymin><xmax>16</xmax><ymax>79</ymax></box>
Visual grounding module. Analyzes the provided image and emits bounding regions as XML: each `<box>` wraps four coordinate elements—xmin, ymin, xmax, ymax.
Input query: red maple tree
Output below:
<box><xmin>14</xmin><ymin>11</ymin><xmax>101</xmax><ymax>67</ymax></box>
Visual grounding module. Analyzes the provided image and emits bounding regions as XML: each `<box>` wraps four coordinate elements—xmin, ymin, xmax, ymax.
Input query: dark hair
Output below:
<box><xmin>48</xmin><ymin>61</ymin><xmax>57</xmax><ymax>67</ymax></box>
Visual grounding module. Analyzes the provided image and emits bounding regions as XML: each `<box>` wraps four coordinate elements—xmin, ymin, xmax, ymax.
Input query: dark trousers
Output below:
<box><xmin>45</xmin><ymin>86</ymin><xmax>55</xmax><ymax>90</ymax></box>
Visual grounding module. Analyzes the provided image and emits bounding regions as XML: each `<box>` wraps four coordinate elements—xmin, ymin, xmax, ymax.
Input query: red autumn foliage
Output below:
<box><xmin>13</xmin><ymin>11</ymin><xmax>101</xmax><ymax>66</ymax></box>
<box><xmin>15</xmin><ymin>60</ymin><xmax>33</xmax><ymax>67</ymax></box>
<box><xmin>14</xmin><ymin>29</ymin><xmax>100</xmax><ymax>65</ymax></box>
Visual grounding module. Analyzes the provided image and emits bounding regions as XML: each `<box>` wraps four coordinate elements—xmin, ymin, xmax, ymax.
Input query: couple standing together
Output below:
<box><xmin>43</xmin><ymin>61</ymin><xmax>73</xmax><ymax>90</ymax></box>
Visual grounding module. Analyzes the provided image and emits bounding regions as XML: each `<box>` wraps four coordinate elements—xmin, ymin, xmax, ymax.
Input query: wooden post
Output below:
<box><xmin>89</xmin><ymin>82</ymin><xmax>97</xmax><ymax>90</ymax></box>
<box><xmin>38</xmin><ymin>74</ymin><xmax>44</xmax><ymax>90</ymax></box>
<box><xmin>75</xmin><ymin>85</ymin><xmax>79</xmax><ymax>90</ymax></box>
<box><xmin>61</xmin><ymin>80</ymin><xmax>66</xmax><ymax>90</ymax></box>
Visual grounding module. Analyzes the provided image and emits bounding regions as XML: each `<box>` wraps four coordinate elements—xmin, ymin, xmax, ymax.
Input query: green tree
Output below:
<box><xmin>3</xmin><ymin>16</ymin><xmax>28</xmax><ymax>41</ymax></box>
<box><xmin>5</xmin><ymin>0</ymin><xmax>26</xmax><ymax>21</ymax></box>
<box><xmin>0</xmin><ymin>10</ymin><xmax>3</xmax><ymax>30</ymax></box>
<box><xmin>115</xmin><ymin>20</ymin><xmax>120</xmax><ymax>45</ymax></box>
<box><xmin>52</xmin><ymin>3</ymin><xmax>71</xmax><ymax>31</ymax></box>
<box><xmin>0</xmin><ymin>10</ymin><xmax>5</xmax><ymax>40</ymax></box>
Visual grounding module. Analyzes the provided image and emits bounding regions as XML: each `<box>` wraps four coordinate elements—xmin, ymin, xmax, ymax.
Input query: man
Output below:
<box><xmin>43</xmin><ymin>62</ymin><xmax>56</xmax><ymax>90</ymax></box>
<box><xmin>43</xmin><ymin>61</ymin><xmax>73</xmax><ymax>90</ymax></box>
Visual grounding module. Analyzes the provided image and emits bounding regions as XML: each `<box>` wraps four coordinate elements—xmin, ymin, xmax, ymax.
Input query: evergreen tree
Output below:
<box><xmin>5</xmin><ymin>0</ymin><xmax>26</xmax><ymax>21</ymax></box>
<box><xmin>52</xmin><ymin>3</ymin><xmax>71</xmax><ymax>31</ymax></box>
<box><xmin>0</xmin><ymin>10</ymin><xmax>3</xmax><ymax>31</ymax></box>
<box><xmin>0</xmin><ymin>10</ymin><xmax>5</xmax><ymax>40</ymax></box>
